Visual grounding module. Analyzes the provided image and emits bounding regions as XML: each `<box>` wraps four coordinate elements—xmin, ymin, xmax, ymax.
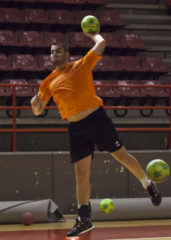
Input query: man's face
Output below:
<box><xmin>50</xmin><ymin>45</ymin><xmax>68</xmax><ymax>66</ymax></box>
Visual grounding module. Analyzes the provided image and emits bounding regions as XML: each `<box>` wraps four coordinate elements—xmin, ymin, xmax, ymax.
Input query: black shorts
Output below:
<box><xmin>68</xmin><ymin>107</ymin><xmax>123</xmax><ymax>163</ymax></box>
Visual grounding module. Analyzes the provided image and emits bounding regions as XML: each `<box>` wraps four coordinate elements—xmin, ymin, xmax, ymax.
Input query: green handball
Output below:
<box><xmin>146</xmin><ymin>159</ymin><xmax>170</xmax><ymax>183</ymax></box>
<box><xmin>81</xmin><ymin>15</ymin><xmax>100</xmax><ymax>34</ymax></box>
<box><xmin>99</xmin><ymin>198</ymin><xmax>115</xmax><ymax>214</ymax></box>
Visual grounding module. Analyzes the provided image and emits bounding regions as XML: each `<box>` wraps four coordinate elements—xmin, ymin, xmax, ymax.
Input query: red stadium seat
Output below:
<box><xmin>141</xmin><ymin>57</ymin><xmax>167</xmax><ymax>73</ymax></box>
<box><xmin>166</xmin><ymin>0</ymin><xmax>171</xmax><ymax>10</ymax></box>
<box><xmin>94</xmin><ymin>56</ymin><xmax>116</xmax><ymax>72</ymax></box>
<box><xmin>0</xmin><ymin>54</ymin><xmax>10</xmax><ymax>70</ymax></box>
<box><xmin>12</xmin><ymin>54</ymin><xmax>38</xmax><ymax>71</ymax></box>
<box><xmin>0</xmin><ymin>8</ymin><xmax>24</xmax><ymax>23</ymax></box>
<box><xmin>98</xmin><ymin>10</ymin><xmax>124</xmax><ymax>27</ymax></box>
<box><xmin>69</xmin><ymin>32</ymin><xmax>92</xmax><ymax>48</ymax></box>
<box><xmin>50</xmin><ymin>10</ymin><xmax>73</xmax><ymax>24</ymax></box>
<box><xmin>63</xmin><ymin>0</ymin><xmax>86</xmax><ymax>3</ymax></box>
<box><xmin>72</xmin><ymin>10</ymin><xmax>94</xmax><ymax>24</ymax></box>
<box><xmin>18</xmin><ymin>31</ymin><xmax>43</xmax><ymax>47</ymax></box>
<box><xmin>120</xmin><ymin>33</ymin><xmax>145</xmax><ymax>51</ymax></box>
<box><xmin>116</xmin><ymin>56</ymin><xmax>142</xmax><ymax>72</ymax></box>
<box><xmin>0</xmin><ymin>86</ymin><xmax>7</xmax><ymax>97</ymax></box>
<box><xmin>24</xmin><ymin>9</ymin><xmax>49</xmax><ymax>23</ymax></box>
<box><xmin>43</xmin><ymin>32</ymin><xmax>66</xmax><ymax>46</ymax></box>
<box><xmin>0</xmin><ymin>30</ymin><xmax>17</xmax><ymax>46</ymax></box>
<box><xmin>38</xmin><ymin>0</ymin><xmax>61</xmax><ymax>2</ymax></box>
<box><xmin>114</xmin><ymin>80</ymin><xmax>140</xmax><ymax>97</ymax></box>
<box><xmin>14</xmin><ymin>0</ymin><xmax>36</xmax><ymax>1</ymax></box>
<box><xmin>141</xmin><ymin>56</ymin><xmax>167</xmax><ymax>79</ymax></box>
<box><xmin>139</xmin><ymin>80</ymin><xmax>168</xmax><ymax>117</ymax></box>
<box><xmin>140</xmin><ymin>80</ymin><xmax>168</xmax><ymax>98</ymax></box>
<box><xmin>38</xmin><ymin>55</ymin><xmax>54</xmax><ymax>71</ymax></box>
<box><xmin>85</xmin><ymin>0</ymin><xmax>107</xmax><ymax>4</ymax></box>
<box><xmin>30</xmin><ymin>79</ymin><xmax>42</xmax><ymax>95</ymax></box>
<box><xmin>5</xmin><ymin>79</ymin><xmax>34</xmax><ymax>97</ymax></box>
<box><xmin>94</xmin><ymin>80</ymin><xmax>118</xmax><ymax>98</ymax></box>
<box><xmin>101</xmin><ymin>33</ymin><xmax>120</xmax><ymax>48</ymax></box>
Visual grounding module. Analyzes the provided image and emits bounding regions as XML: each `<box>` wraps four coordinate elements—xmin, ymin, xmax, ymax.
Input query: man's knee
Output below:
<box><xmin>74</xmin><ymin>155</ymin><xmax>91</xmax><ymax>179</ymax></box>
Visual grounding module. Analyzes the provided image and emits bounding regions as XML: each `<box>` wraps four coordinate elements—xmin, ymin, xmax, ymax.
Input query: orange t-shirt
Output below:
<box><xmin>38</xmin><ymin>49</ymin><xmax>104</xmax><ymax>120</ymax></box>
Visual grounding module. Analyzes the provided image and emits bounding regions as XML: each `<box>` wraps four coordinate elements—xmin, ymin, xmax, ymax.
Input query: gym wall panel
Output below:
<box><xmin>0</xmin><ymin>150</ymin><xmax>170</xmax><ymax>214</ymax></box>
<box><xmin>0</xmin><ymin>152</ymin><xmax>53</xmax><ymax>201</ymax></box>
<box><xmin>91</xmin><ymin>152</ymin><xmax>129</xmax><ymax>199</ymax></box>
<box><xmin>53</xmin><ymin>152</ymin><xmax>76</xmax><ymax>214</ymax></box>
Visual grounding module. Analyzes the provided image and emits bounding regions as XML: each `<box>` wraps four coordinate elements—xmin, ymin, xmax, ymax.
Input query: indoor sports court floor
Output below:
<box><xmin>0</xmin><ymin>217</ymin><xmax>171</xmax><ymax>240</ymax></box>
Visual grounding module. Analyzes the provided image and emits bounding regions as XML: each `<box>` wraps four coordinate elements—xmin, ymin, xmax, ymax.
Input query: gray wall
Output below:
<box><xmin>0</xmin><ymin>150</ymin><xmax>170</xmax><ymax>214</ymax></box>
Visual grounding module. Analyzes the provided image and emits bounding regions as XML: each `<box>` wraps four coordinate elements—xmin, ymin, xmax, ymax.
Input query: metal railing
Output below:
<box><xmin>0</xmin><ymin>83</ymin><xmax>171</xmax><ymax>151</ymax></box>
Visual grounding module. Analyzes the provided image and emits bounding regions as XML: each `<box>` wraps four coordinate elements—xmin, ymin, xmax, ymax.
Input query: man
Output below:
<box><xmin>30</xmin><ymin>31</ymin><xmax>161</xmax><ymax>237</ymax></box>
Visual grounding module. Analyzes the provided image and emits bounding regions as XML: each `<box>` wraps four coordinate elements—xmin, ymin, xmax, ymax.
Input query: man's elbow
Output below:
<box><xmin>101</xmin><ymin>39</ymin><xmax>106</xmax><ymax>50</ymax></box>
<box><xmin>98</xmin><ymin>39</ymin><xmax>107</xmax><ymax>55</ymax></box>
<box><xmin>101</xmin><ymin>39</ymin><xmax>106</xmax><ymax>47</ymax></box>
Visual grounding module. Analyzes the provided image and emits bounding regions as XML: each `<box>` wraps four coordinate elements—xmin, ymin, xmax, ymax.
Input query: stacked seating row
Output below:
<box><xmin>0</xmin><ymin>31</ymin><xmax>145</xmax><ymax>53</ymax></box>
<box><xmin>0</xmin><ymin>8</ymin><xmax>124</xmax><ymax>28</ymax></box>
<box><xmin>0</xmin><ymin>53</ymin><xmax>167</xmax><ymax>79</ymax></box>
<box><xmin>0</xmin><ymin>79</ymin><xmax>169</xmax><ymax>98</ymax></box>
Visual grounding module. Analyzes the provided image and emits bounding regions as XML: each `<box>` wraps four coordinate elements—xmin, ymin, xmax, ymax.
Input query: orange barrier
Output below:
<box><xmin>0</xmin><ymin>83</ymin><xmax>171</xmax><ymax>151</ymax></box>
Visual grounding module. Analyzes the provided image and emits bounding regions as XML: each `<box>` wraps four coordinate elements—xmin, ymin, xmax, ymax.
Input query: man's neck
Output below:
<box><xmin>56</xmin><ymin>61</ymin><xmax>69</xmax><ymax>70</ymax></box>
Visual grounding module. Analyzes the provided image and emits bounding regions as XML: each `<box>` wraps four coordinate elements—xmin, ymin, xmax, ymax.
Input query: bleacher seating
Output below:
<box><xmin>43</xmin><ymin>32</ymin><xmax>66</xmax><ymax>46</ymax></box>
<box><xmin>165</xmin><ymin>0</ymin><xmax>171</xmax><ymax>14</ymax></box>
<box><xmin>141</xmin><ymin>56</ymin><xmax>168</xmax><ymax>79</ymax></box>
<box><xmin>102</xmin><ymin>33</ymin><xmax>120</xmax><ymax>49</ymax></box>
<box><xmin>140</xmin><ymin>80</ymin><xmax>168</xmax><ymax>98</ymax></box>
<box><xmin>98</xmin><ymin>10</ymin><xmax>125</xmax><ymax>27</ymax></box>
<box><xmin>38</xmin><ymin>55</ymin><xmax>54</xmax><ymax>71</ymax></box>
<box><xmin>94</xmin><ymin>80</ymin><xmax>118</xmax><ymax>98</ymax></box>
<box><xmin>31</xmin><ymin>79</ymin><xmax>42</xmax><ymax>95</ymax></box>
<box><xmin>85</xmin><ymin>0</ymin><xmax>107</xmax><ymax>4</ymax></box>
<box><xmin>24</xmin><ymin>8</ymin><xmax>49</xmax><ymax>23</ymax></box>
<box><xmin>94</xmin><ymin>56</ymin><xmax>116</xmax><ymax>72</ymax></box>
<box><xmin>0</xmin><ymin>0</ymin><xmax>169</xmax><ymax>121</ymax></box>
<box><xmin>0</xmin><ymin>8</ymin><xmax>24</xmax><ymax>23</ymax></box>
<box><xmin>113</xmin><ymin>80</ymin><xmax>140</xmax><ymax>117</ymax></box>
<box><xmin>38</xmin><ymin>0</ymin><xmax>62</xmax><ymax>2</ymax></box>
<box><xmin>0</xmin><ymin>87</ymin><xmax>7</xmax><ymax>97</ymax></box>
<box><xmin>14</xmin><ymin>0</ymin><xmax>36</xmax><ymax>2</ymax></box>
<box><xmin>63</xmin><ymin>0</ymin><xmax>86</xmax><ymax>4</ymax></box>
<box><xmin>139</xmin><ymin>80</ymin><xmax>168</xmax><ymax>117</ymax></box>
<box><xmin>12</xmin><ymin>54</ymin><xmax>38</xmax><ymax>71</ymax></box>
<box><xmin>0</xmin><ymin>54</ymin><xmax>10</xmax><ymax>70</ymax></box>
<box><xmin>50</xmin><ymin>10</ymin><xmax>73</xmax><ymax>24</ymax></box>
<box><xmin>116</xmin><ymin>56</ymin><xmax>142</xmax><ymax>77</ymax></box>
<box><xmin>69</xmin><ymin>32</ymin><xmax>92</xmax><ymax>48</ymax></box>
<box><xmin>114</xmin><ymin>80</ymin><xmax>140</xmax><ymax>98</ymax></box>
<box><xmin>0</xmin><ymin>30</ymin><xmax>17</xmax><ymax>46</ymax></box>
<box><xmin>33</xmin><ymin>0</ymin><xmax>107</xmax><ymax>4</ymax></box>
<box><xmin>120</xmin><ymin>33</ymin><xmax>146</xmax><ymax>54</ymax></box>
<box><xmin>4</xmin><ymin>79</ymin><xmax>34</xmax><ymax>97</ymax></box>
<box><xmin>18</xmin><ymin>31</ymin><xmax>43</xmax><ymax>47</ymax></box>
<box><xmin>72</xmin><ymin>10</ymin><xmax>94</xmax><ymax>25</ymax></box>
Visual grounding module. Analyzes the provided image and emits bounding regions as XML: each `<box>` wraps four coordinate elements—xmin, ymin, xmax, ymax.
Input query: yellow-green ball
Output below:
<box><xmin>146</xmin><ymin>159</ymin><xmax>170</xmax><ymax>183</ymax></box>
<box><xmin>99</xmin><ymin>198</ymin><xmax>114</xmax><ymax>214</ymax></box>
<box><xmin>81</xmin><ymin>15</ymin><xmax>100</xmax><ymax>34</ymax></box>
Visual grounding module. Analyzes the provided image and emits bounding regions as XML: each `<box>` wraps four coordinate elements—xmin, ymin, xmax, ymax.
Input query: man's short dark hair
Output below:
<box><xmin>51</xmin><ymin>41</ymin><xmax>69</xmax><ymax>52</ymax></box>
